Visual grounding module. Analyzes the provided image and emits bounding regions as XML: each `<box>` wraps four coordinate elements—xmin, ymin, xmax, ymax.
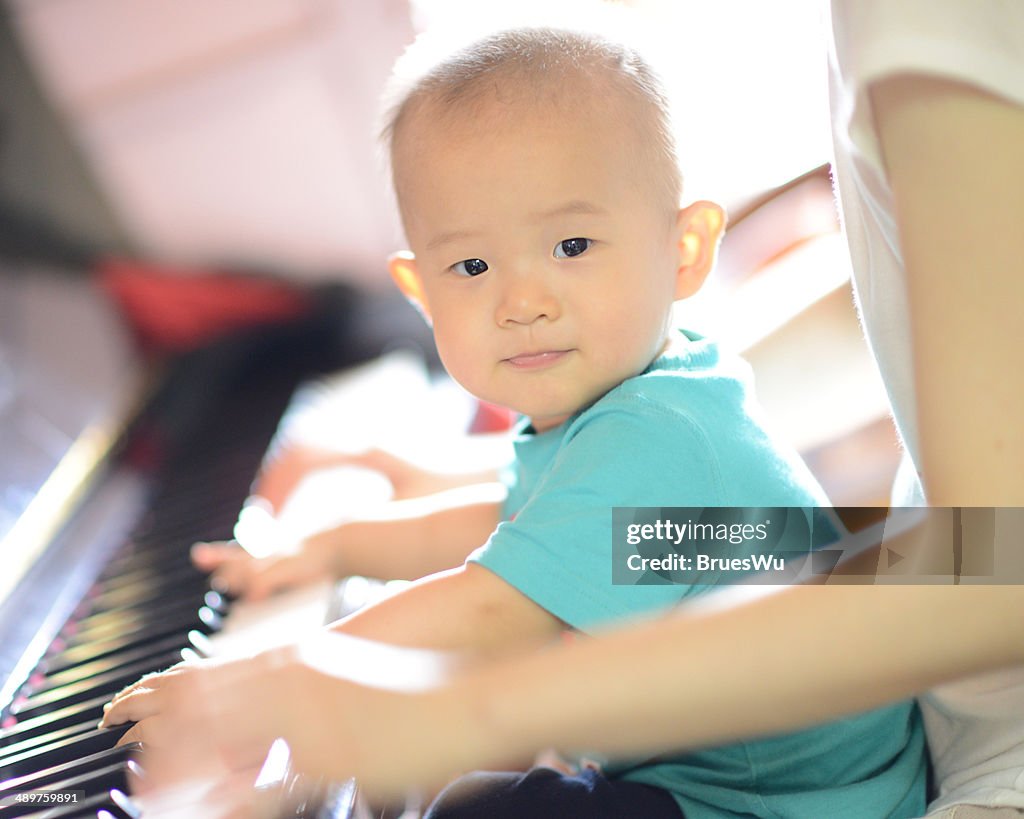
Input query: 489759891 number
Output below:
<box><xmin>0</xmin><ymin>790</ymin><xmax>83</xmax><ymax>807</ymax></box>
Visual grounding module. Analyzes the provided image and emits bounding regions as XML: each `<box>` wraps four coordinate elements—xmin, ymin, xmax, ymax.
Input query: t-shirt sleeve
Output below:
<box><xmin>468</xmin><ymin>396</ymin><xmax>728</xmax><ymax>632</ymax></box>
<box><xmin>829</xmin><ymin>0</ymin><xmax>1024</xmax><ymax>168</ymax></box>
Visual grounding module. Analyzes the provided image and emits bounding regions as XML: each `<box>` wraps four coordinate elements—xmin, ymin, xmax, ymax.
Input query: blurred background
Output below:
<box><xmin>1</xmin><ymin>0</ymin><xmax>836</xmax><ymax>281</ymax></box>
<box><xmin>0</xmin><ymin>0</ymin><xmax>899</xmax><ymax>510</ymax></box>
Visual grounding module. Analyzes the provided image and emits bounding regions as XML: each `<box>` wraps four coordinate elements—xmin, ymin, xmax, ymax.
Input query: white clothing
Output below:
<box><xmin>827</xmin><ymin>0</ymin><xmax>1024</xmax><ymax>813</ymax></box>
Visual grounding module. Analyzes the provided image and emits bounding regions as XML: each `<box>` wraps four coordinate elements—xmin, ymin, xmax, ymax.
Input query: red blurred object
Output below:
<box><xmin>469</xmin><ymin>400</ymin><xmax>518</xmax><ymax>434</ymax></box>
<box><xmin>96</xmin><ymin>257</ymin><xmax>312</xmax><ymax>354</ymax></box>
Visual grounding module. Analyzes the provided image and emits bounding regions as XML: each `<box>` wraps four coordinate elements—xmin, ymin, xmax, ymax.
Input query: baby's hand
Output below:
<box><xmin>100</xmin><ymin>659</ymin><xmax>208</xmax><ymax>746</ymax></box>
<box><xmin>191</xmin><ymin>540</ymin><xmax>334</xmax><ymax>601</ymax></box>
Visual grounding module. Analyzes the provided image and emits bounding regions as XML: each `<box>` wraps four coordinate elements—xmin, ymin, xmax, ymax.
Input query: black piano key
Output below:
<box><xmin>0</xmin><ymin>727</ymin><xmax>131</xmax><ymax>781</ymax></box>
<box><xmin>55</xmin><ymin>596</ymin><xmax>225</xmax><ymax>655</ymax></box>
<box><xmin>29</xmin><ymin>634</ymin><xmax>205</xmax><ymax>695</ymax></box>
<box><xmin>100</xmin><ymin>541</ymin><xmax>195</xmax><ymax>569</ymax></box>
<box><xmin>96</xmin><ymin>546</ymin><xmax>191</xmax><ymax>579</ymax></box>
<box><xmin>64</xmin><ymin>590</ymin><xmax>208</xmax><ymax>636</ymax></box>
<box><xmin>81</xmin><ymin>566</ymin><xmax>208</xmax><ymax>613</ymax></box>
<box><xmin>0</xmin><ymin>721</ymin><xmax>101</xmax><ymax>762</ymax></box>
<box><xmin>0</xmin><ymin>762</ymin><xmax>135</xmax><ymax>819</ymax></box>
<box><xmin>133</xmin><ymin>515</ymin><xmax>234</xmax><ymax>546</ymax></box>
<box><xmin>0</xmin><ymin>696</ymin><xmax>111</xmax><ymax>749</ymax></box>
<box><xmin>42</xmin><ymin>626</ymin><xmax>191</xmax><ymax>678</ymax></box>
<box><xmin>18</xmin><ymin>787</ymin><xmax>139</xmax><ymax>819</ymax></box>
<box><xmin>59</xmin><ymin>760</ymin><xmax>134</xmax><ymax>795</ymax></box>
<box><xmin>52</xmin><ymin>610</ymin><xmax>217</xmax><ymax>675</ymax></box>
<box><xmin>91</xmin><ymin>563</ymin><xmax>169</xmax><ymax>592</ymax></box>
<box><xmin>61</xmin><ymin>596</ymin><xmax>213</xmax><ymax>644</ymax></box>
<box><xmin>0</xmin><ymin>746</ymin><xmax>138</xmax><ymax>797</ymax></box>
<box><xmin>88</xmin><ymin>566</ymin><xmax>207</xmax><ymax>605</ymax></box>
<box><xmin>41</xmin><ymin>614</ymin><xmax>218</xmax><ymax>678</ymax></box>
<box><xmin>11</xmin><ymin>652</ymin><xmax>186</xmax><ymax>722</ymax></box>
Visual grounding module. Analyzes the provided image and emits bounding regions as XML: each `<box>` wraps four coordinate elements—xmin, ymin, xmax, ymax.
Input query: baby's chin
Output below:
<box><xmin>525</xmin><ymin>412</ymin><xmax>573</xmax><ymax>434</ymax></box>
<box><xmin>518</xmin><ymin>393</ymin><xmax>608</xmax><ymax>432</ymax></box>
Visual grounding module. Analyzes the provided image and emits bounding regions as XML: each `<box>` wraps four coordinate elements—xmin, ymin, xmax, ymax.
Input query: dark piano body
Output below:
<box><xmin>0</xmin><ymin>270</ymin><xmax>381</xmax><ymax>818</ymax></box>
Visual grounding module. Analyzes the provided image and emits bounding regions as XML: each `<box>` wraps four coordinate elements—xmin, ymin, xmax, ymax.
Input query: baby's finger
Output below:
<box><xmin>116</xmin><ymin>712</ymin><xmax>176</xmax><ymax>748</ymax></box>
<box><xmin>104</xmin><ymin>670</ymin><xmax>166</xmax><ymax>714</ymax></box>
<box><xmin>210</xmin><ymin>557</ymin><xmax>260</xmax><ymax>597</ymax></box>
<box><xmin>245</xmin><ymin>555</ymin><xmax>317</xmax><ymax>601</ymax></box>
<box><xmin>103</xmin><ymin>684</ymin><xmax>166</xmax><ymax>729</ymax></box>
<box><xmin>103</xmin><ymin>663</ymin><xmax>193</xmax><ymax>725</ymax></box>
<box><xmin>191</xmin><ymin>540</ymin><xmax>243</xmax><ymax>571</ymax></box>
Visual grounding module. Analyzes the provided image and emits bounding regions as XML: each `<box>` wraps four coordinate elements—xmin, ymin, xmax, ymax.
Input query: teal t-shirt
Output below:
<box><xmin>469</xmin><ymin>329</ymin><xmax>926</xmax><ymax>818</ymax></box>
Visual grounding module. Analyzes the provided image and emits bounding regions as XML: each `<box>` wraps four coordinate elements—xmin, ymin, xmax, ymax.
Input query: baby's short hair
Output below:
<box><xmin>381</xmin><ymin>26</ymin><xmax>683</xmax><ymax>213</ymax></box>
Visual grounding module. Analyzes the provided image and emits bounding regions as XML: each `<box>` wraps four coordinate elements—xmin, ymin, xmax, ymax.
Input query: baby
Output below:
<box><xmin>104</xmin><ymin>25</ymin><xmax>925</xmax><ymax>818</ymax></box>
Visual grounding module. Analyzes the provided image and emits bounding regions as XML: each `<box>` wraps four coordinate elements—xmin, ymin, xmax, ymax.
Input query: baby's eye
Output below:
<box><xmin>553</xmin><ymin>238</ymin><xmax>592</xmax><ymax>259</ymax></box>
<box><xmin>452</xmin><ymin>258</ymin><xmax>489</xmax><ymax>277</ymax></box>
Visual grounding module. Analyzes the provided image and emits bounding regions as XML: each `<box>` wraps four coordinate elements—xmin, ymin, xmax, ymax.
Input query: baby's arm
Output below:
<box><xmin>193</xmin><ymin>485</ymin><xmax>505</xmax><ymax>599</ymax></box>
<box><xmin>329</xmin><ymin>562</ymin><xmax>563</xmax><ymax>656</ymax></box>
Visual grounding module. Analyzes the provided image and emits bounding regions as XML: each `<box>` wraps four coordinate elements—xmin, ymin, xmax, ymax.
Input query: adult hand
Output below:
<box><xmin>109</xmin><ymin>634</ymin><xmax>477</xmax><ymax>805</ymax></box>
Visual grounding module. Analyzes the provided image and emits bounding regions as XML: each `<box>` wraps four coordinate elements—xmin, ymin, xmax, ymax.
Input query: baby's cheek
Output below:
<box><xmin>434</xmin><ymin>336</ymin><xmax>483</xmax><ymax>392</ymax></box>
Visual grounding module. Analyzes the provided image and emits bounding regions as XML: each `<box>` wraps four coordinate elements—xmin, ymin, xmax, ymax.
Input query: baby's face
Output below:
<box><xmin>393</xmin><ymin>91</ymin><xmax>684</xmax><ymax>431</ymax></box>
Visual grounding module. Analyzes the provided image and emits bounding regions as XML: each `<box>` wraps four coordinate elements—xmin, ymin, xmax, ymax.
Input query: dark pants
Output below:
<box><xmin>424</xmin><ymin>766</ymin><xmax>684</xmax><ymax>819</ymax></box>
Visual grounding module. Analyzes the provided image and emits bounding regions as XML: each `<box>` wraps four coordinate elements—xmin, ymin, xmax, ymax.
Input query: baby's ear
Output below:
<box><xmin>674</xmin><ymin>201</ymin><xmax>727</xmax><ymax>300</ymax></box>
<box><xmin>387</xmin><ymin>251</ymin><xmax>431</xmax><ymax>323</ymax></box>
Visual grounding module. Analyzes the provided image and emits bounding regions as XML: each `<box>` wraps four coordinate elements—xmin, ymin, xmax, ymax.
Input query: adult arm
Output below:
<box><xmin>870</xmin><ymin>74</ymin><xmax>1024</xmax><ymax>506</ymax></box>
<box><xmin>116</xmin><ymin>579</ymin><xmax>1024</xmax><ymax>804</ymax></box>
<box><xmin>459</xmin><ymin>582</ymin><xmax>1024</xmax><ymax>769</ymax></box>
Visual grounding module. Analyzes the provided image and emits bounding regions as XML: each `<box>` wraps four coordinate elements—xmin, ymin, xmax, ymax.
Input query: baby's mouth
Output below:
<box><xmin>503</xmin><ymin>350</ymin><xmax>572</xmax><ymax>370</ymax></box>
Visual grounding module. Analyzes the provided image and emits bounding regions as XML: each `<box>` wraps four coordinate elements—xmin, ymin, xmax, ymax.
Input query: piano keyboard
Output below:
<box><xmin>0</xmin><ymin>326</ymin><xmax>361</xmax><ymax>818</ymax></box>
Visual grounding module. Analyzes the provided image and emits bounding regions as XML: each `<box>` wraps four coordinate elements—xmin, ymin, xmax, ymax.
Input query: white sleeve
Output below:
<box><xmin>829</xmin><ymin>0</ymin><xmax>1024</xmax><ymax>170</ymax></box>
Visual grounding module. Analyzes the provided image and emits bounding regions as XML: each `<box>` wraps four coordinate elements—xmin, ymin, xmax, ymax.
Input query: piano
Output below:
<box><xmin>0</xmin><ymin>266</ymin><xmax>406</xmax><ymax>818</ymax></box>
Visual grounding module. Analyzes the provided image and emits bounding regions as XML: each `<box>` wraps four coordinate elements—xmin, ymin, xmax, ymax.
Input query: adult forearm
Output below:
<box><xmin>456</xmin><ymin>583</ymin><xmax>1024</xmax><ymax>767</ymax></box>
